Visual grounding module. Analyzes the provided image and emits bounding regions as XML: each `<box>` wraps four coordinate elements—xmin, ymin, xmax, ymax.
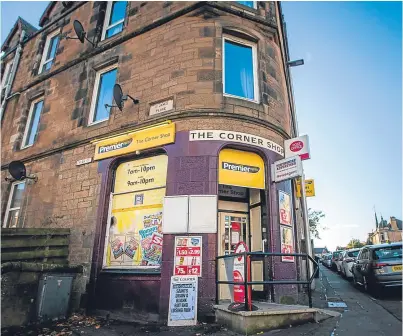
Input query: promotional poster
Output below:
<box><xmin>280</xmin><ymin>225</ymin><xmax>295</xmax><ymax>262</ymax></box>
<box><xmin>279</xmin><ymin>190</ymin><xmax>291</xmax><ymax>226</ymax></box>
<box><xmin>174</xmin><ymin>236</ymin><xmax>202</xmax><ymax>277</ymax></box>
<box><xmin>104</xmin><ymin>155</ymin><xmax>167</xmax><ymax>268</ymax></box>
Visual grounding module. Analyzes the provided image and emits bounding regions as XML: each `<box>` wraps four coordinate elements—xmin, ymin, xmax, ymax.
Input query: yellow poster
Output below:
<box><xmin>114</xmin><ymin>155</ymin><xmax>168</xmax><ymax>193</ymax></box>
<box><xmin>104</xmin><ymin>155</ymin><xmax>168</xmax><ymax>268</ymax></box>
<box><xmin>93</xmin><ymin>123</ymin><xmax>175</xmax><ymax>161</ymax></box>
<box><xmin>112</xmin><ymin>188</ymin><xmax>165</xmax><ymax>210</ymax></box>
<box><xmin>107</xmin><ymin>207</ymin><xmax>163</xmax><ymax>267</ymax></box>
<box><xmin>219</xmin><ymin>149</ymin><xmax>265</xmax><ymax>189</ymax></box>
<box><xmin>296</xmin><ymin>179</ymin><xmax>315</xmax><ymax>197</ymax></box>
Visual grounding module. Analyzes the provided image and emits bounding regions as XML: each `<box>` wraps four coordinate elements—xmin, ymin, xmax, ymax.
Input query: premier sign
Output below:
<box><xmin>222</xmin><ymin>162</ymin><xmax>260</xmax><ymax>174</ymax></box>
<box><xmin>271</xmin><ymin>155</ymin><xmax>302</xmax><ymax>182</ymax></box>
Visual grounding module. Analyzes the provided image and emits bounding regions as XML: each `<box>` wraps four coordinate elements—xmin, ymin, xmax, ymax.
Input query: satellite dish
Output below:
<box><xmin>73</xmin><ymin>20</ymin><xmax>86</xmax><ymax>44</ymax></box>
<box><xmin>113</xmin><ymin>84</ymin><xmax>124</xmax><ymax>111</ymax></box>
<box><xmin>62</xmin><ymin>1</ymin><xmax>73</xmax><ymax>8</ymax></box>
<box><xmin>8</xmin><ymin>161</ymin><xmax>27</xmax><ymax>181</ymax></box>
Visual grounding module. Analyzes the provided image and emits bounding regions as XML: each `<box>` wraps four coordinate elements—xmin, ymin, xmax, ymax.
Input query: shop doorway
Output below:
<box><xmin>217</xmin><ymin>187</ymin><xmax>268</xmax><ymax>302</ymax></box>
<box><xmin>216</xmin><ymin>148</ymin><xmax>269</xmax><ymax>303</ymax></box>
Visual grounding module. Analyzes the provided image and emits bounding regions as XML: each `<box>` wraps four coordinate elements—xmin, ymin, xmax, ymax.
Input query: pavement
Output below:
<box><xmin>2</xmin><ymin>265</ymin><xmax>401</xmax><ymax>335</ymax></box>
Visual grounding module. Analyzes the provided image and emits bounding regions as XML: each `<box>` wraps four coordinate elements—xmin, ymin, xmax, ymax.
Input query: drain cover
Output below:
<box><xmin>328</xmin><ymin>302</ymin><xmax>347</xmax><ymax>308</ymax></box>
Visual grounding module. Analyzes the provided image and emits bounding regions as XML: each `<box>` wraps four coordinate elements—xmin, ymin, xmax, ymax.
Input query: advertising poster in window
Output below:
<box><xmin>278</xmin><ymin>190</ymin><xmax>291</xmax><ymax>226</ymax></box>
<box><xmin>174</xmin><ymin>236</ymin><xmax>202</xmax><ymax>277</ymax></box>
<box><xmin>104</xmin><ymin>155</ymin><xmax>167</xmax><ymax>269</ymax></box>
<box><xmin>280</xmin><ymin>225</ymin><xmax>294</xmax><ymax>262</ymax></box>
<box><xmin>107</xmin><ymin>206</ymin><xmax>163</xmax><ymax>267</ymax></box>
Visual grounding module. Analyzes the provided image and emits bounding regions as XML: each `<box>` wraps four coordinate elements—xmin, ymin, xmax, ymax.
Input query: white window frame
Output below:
<box><xmin>222</xmin><ymin>35</ymin><xmax>259</xmax><ymax>103</ymax></box>
<box><xmin>88</xmin><ymin>64</ymin><xmax>117</xmax><ymax>126</ymax></box>
<box><xmin>101</xmin><ymin>1</ymin><xmax>126</xmax><ymax>41</ymax></box>
<box><xmin>3</xmin><ymin>181</ymin><xmax>26</xmax><ymax>228</ymax></box>
<box><xmin>1</xmin><ymin>61</ymin><xmax>13</xmax><ymax>89</ymax></box>
<box><xmin>38</xmin><ymin>29</ymin><xmax>60</xmax><ymax>74</ymax></box>
<box><xmin>21</xmin><ymin>97</ymin><xmax>44</xmax><ymax>149</ymax></box>
<box><xmin>236</xmin><ymin>1</ymin><xmax>257</xmax><ymax>9</ymax></box>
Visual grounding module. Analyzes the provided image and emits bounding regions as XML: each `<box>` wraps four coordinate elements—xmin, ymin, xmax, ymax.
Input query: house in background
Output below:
<box><xmin>368</xmin><ymin>214</ymin><xmax>402</xmax><ymax>245</ymax></box>
<box><xmin>313</xmin><ymin>247</ymin><xmax>329</xmax><ymax>258</ymax></box>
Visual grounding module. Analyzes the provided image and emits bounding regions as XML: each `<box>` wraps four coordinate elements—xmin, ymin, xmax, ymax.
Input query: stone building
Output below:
<box><xmin>368</xmin><ymin>215</ymin><xmax>402</xmax><ymax>245</ymax></box>
<box><xmin>1</xmin><ymin>1</ymin><xmax>307</xmax><ymax>322</ymax></box>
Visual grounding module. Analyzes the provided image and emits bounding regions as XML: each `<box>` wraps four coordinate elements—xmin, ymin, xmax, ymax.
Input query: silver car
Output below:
<box><xmin>351</xmin><ymin>242</ymin><xmax>402</xmax><ymax>293</ymax></box>
<box><xmin>340</xmin><ymin>248</ymin><xmax>360</xmax><ymax>278</ymax></box>
<box><xmin>322</xmin><ymin>253</ymin><xmax>332</xmax><ymax>268</ymax></box>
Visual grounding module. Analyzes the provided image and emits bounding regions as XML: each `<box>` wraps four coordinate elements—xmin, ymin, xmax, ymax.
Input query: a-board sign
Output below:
<box><xmin>168</xmin><ymin>276</ymin><xmax>198</xmax><ymax>326</ymax></box>
<box><xmin>233</xmin><ymin>242</ymin><xmax>251</xmax><ymax>304</ymax></box>
<box><xmin>174</xmin><ymin>236</ymin><xmax>202</xmax><ymax>277</ymax></box>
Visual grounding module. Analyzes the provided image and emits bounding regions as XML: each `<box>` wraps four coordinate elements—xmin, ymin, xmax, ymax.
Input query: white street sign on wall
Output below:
<box><xmin>271</xmin><ymin>156</ymin><xmax>302</xmax><ymax>182</ymax></box>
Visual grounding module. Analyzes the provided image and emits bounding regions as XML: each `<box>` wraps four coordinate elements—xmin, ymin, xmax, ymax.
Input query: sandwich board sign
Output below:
<box><xmin>168</xmin><ymin>275</ymin><xmax>198</xmax><ymax>326</ymax></box>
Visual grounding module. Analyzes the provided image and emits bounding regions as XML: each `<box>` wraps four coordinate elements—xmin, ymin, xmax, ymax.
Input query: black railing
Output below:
<box><xmin>215</xmin><ymin>252</ymin><xmax>319</xmax><ymax>310</ymax></box>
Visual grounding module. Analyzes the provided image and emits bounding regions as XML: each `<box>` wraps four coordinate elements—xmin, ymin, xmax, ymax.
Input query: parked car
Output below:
<box><xmin>335</xmin><ymin>251</ymin><xmax>345</xmax><ymax>273</ymax></box>
<box><xmin>331</xmin><ymin>251</ymin><xmax>343</xmax><ymax>271</ymax></box>
<box><xmin>351</xmin><ymin>242</ymin><xmax>402</xmax><ymax>293</ymax></box>
<box><xmin>322</xmin><ymin>253</ymin><xmax>332</xmax><ymax>268</ymax></box>
<box><xmin>340</xmin><ymin>248</ymin><xmax>360</xmax><ymax>278</ymax></box>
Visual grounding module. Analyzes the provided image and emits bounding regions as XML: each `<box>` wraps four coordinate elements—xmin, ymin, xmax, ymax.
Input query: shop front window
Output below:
<box><xmin>103</xmin><ymin>154</ymin><xmax>168</xmax><ymax>270</ymax></box>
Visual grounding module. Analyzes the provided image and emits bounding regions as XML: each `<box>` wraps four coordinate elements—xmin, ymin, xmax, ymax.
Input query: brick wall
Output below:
<box><xmin>1</xmin><ymin>0</ymin><xmax>301</xmax><ymax>317</ymax></box>
<box><xmin>2</xmin><ymin>1</ymin><xmax>292</xmax><ymax>166</ymax></box>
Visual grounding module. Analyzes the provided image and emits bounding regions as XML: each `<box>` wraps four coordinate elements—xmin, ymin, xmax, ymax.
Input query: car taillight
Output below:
<box><xmin>373</xmin><ymin>263</ymin><xmax>388</xmax><ymax>269</ymax></box>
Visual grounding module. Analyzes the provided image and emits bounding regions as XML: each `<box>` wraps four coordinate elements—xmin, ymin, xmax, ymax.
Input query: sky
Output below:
<box><xmin>281</xmin><ymin>1</ymin><xmax>402</xmax><ymax>250</ymax></box>
<box><xmin>1</xmin><ymin>1</ymin><xmax>402</xmax><ymax>251</ymax></box>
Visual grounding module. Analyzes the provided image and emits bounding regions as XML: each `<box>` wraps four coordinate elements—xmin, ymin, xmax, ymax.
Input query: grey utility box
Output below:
<box><xmin>36</xmin><ymin>274</ymin><xmax>74</xmax><ymax>322</ymax></box>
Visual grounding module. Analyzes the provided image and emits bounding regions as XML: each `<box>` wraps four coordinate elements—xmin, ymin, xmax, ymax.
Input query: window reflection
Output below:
<box><xmin>93</xmin><ymin>68</ymin><xmax>117</xmax><ymax>123</ymax></box>
<box><xmin>224</xmin><ymin>40</ymin><xmax>255</xmax><ymax>100</ymax></box>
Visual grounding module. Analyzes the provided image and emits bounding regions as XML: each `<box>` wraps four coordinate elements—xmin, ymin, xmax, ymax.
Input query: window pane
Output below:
<box><xmin>46</xmin><ymin>35</ymin><xmax>59</xmax><ymax>61</ymax></box>
<box><xmin>109</xmin><ymin>1</ymin><xmax>127</xmax><ymax>26</ymax></box>
<box><xmin>224</xmin><ymin>40</ymin><xmax>255</xmax><ymax>100</ymax></box>
<box><xmin>10</xmin><ymin>182</ymin><xmax>26</xmax><ymax>208</ymax></box>
<box><xmin>106</xmin><ymin>23</ymin><xmax>124</xmax><ymax>39</ymax></box>
<box><xmin>93</xmin><ymin>69</ymin><xmax>117</xmax><ymax>122</ymax></box>
<box><xmin>237</xmin><ymin>1</ymin><xmax>255</xmax><ymax>8</ymax></box>
<box><xmin>43</xmin><ymin>61</ymin><xmax>52</xmax><ymax>72</ymax></box>
<box><xmin>348</xmin><ymin>251</ymin><xmax>359</xmax><ymax>257</ymax></box>
<box><xmin>25</xmin><ymin>100</ymin><xmax>43</xmax><ymax>147</ymax></box>
<box><xmin>1</xmin><ymin>62</ymin><xmax>13</xmax><ymax>88</ymax></box>
<box><xmin>6</xmin><ymin>209</ymin><xmax>21</xmax><ymax>228</ymax></box>
<box><xmin>373</xmin><ymin>246</ymin><xmax>402</xmax><ymax>260</ymax></box>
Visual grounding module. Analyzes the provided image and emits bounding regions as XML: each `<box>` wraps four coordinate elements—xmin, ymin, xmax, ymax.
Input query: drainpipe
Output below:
<box><xmin>0</xmin><ymin>30</ymin><xmax>26</xmax><ymax>120</ymax></box>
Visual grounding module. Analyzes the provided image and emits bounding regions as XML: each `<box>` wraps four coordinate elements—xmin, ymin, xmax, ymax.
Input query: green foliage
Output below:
<box><xmin>308</xmin><ymin>208</ymin><xmax>326</xmax><ymax>239</ymax></box>
<box><xmin>346</xmin><ymin>238</ymin><xmax>365</xmax><ymax>249</ymax></box>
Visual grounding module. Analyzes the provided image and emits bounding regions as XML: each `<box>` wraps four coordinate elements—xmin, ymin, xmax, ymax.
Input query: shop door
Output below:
<box><xmin>217</xmin><ymin>212</ymin><xmax>249</xmax><ymax>301</ymax></box>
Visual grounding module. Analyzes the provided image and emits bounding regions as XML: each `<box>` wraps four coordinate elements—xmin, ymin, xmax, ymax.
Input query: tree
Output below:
<box><xmin>336</xmin><ymin>246</ymin><xmax>345</xmax><ymax>251</ymax></box>
<box><xmin>308</xmin><ymin>208</ymin><xmax>326</xmax><ymax>239</ymax></box>
<box><xmin>346</xmin><ymin>238</ymin><xmax>365</xmax><ymax>249</ymax></box>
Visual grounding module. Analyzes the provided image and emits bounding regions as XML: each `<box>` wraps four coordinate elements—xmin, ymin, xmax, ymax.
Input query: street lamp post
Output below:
<box><xmin>286</xmin><ymin>59</ymin><xmax>315</xmax><ymax>286</ymax></box>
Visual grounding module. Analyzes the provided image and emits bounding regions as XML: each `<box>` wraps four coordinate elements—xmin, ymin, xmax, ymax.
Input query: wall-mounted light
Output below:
<box><xmin>287</xmin><ymin>59</ymin><xmax>304</xmax><ymax>67</ymax></box>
